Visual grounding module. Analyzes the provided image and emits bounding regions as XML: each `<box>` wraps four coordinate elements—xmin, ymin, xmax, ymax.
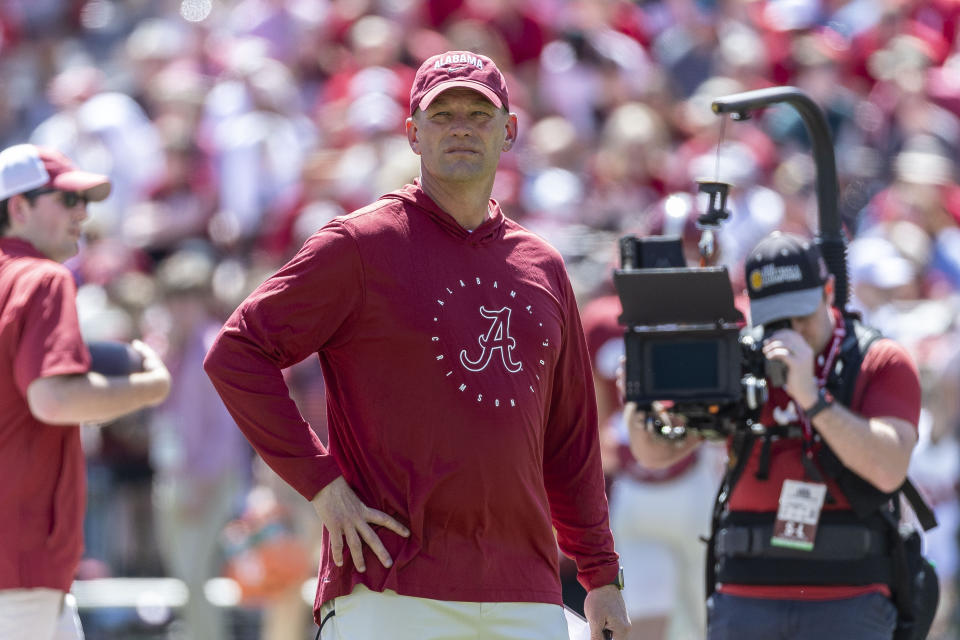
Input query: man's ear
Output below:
<box><xmin>405</xmin><ymin>117</ymin><xmax>420</xmax><ymax>155</ymax></box>
<box><xmin>501</xmin><ymin>113</ymin><xmax>518</xmax><ymax>152</ymax></box>
<box><xmin>6</xmin><ymin>194</ymin><xmax>30</xmax><ymax>228</ymax></box>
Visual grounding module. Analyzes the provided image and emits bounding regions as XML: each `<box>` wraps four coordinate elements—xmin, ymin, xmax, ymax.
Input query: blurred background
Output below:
<box><xmin>3</xmin><ymin>0</ymin><xmax>960</xmax><ymax>638</ymax></box>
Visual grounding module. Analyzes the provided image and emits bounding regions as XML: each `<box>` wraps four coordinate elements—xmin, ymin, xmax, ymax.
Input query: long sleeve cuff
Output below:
<box><xmin>578</xmin><ymin>559</ymin><xmax>621</xmax><ymax>592</ymax></box>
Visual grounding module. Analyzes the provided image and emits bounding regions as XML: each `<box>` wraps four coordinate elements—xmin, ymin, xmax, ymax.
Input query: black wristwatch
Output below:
<box><xmin>803</xmin><ymin>388</ymin><xmax>834</xmax><ymax>420</ymax></box>
<box><xmin>610</xmin><ymin>565</ymin><xmax>625</xmax><ymax>590</ymax></box>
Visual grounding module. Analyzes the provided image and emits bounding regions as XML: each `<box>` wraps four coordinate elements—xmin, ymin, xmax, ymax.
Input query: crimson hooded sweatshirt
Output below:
<box><xmin>204</xmin><ymin>183</ymin><xmax>618</xmax><ymax>621</ymax></box>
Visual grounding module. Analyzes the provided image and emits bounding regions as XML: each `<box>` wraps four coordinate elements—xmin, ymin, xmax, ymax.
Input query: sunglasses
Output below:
<box><xmin>22</xmin><ymin>187</ymin><xmax>89</xmax><ymax>208</ymax></box>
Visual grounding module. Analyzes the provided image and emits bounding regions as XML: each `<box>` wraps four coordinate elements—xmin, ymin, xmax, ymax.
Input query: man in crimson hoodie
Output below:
<box><xmin>204</xmin><ymin>51</ymin><xmax>630</xmax><ymax>640</ymax></box>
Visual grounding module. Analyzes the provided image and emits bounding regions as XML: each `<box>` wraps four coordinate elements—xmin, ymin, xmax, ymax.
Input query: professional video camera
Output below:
<box><xmin>616</xmin><ymin>87</ymin><xmax>853</xmax><ymax>440</ymax></box>
<box><xmin>614</xmin><ymin>231</ymin><xmax>787</xmax><ymax>440</ymax></box>
<box><xmin>615</xmin><ymin>176</ymin><xmax>792</xmax><ymax>439</ymax></box>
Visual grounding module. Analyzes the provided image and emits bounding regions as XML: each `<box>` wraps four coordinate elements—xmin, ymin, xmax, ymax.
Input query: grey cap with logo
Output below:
<box><xmin>745</xmin><ymin>231</ymin><xmax>830</xmax><ymax>328</ymax></box>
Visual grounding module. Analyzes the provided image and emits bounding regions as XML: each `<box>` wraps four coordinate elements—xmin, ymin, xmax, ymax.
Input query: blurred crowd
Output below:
<box><xmin>4</xmin><ymin>0</ymin><xmax>960</xmax><ymax>638</ymax></box>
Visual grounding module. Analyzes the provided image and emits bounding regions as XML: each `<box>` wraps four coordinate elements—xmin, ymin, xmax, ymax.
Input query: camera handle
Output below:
<box><xmin>694</xmin><ymin>111</ymin><xmax>732</xmax><ymax>268</ymax></box>
<box><xmin>710</xmin><ymin>86</ymin><xmax>849</xmax><ymax>310</ymax></box>
<box><xmin>694</xmin><ymin>179</ymin><xmax>731</xmax><ymax>266</ymax></box>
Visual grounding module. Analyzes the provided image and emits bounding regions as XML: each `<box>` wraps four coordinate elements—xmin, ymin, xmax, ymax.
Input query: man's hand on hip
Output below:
<box><xmin>311</xmin><ymin>476</ymin><xmax>410</xmax><ymax>572</ymax></box>
<box><xmin>584</xmin><ymin>584</ymin><xmax>631</xmax><ymax>640</ymax></box>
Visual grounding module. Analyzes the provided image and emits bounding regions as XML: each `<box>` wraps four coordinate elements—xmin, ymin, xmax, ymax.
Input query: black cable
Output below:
<box><xmin>314</xmin><ymin>609</ymin><xmax>335</xmax><ymax>640</ymax></box>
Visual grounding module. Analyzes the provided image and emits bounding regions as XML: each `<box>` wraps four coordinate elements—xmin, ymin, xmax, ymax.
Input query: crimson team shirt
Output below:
<box><xmin>722</xmin><ymin>308</ymin><xmax>922</xmax><ymax>600</ymax></box>
<box><xmin>205</xmin><ymin>183</ymin><xmax>619</xmax><ymax>620</ymax></box>
<box><xmin>0</xmin><ymin>238</ymin><xmax>91</xmax><ymax>591</ymax></box>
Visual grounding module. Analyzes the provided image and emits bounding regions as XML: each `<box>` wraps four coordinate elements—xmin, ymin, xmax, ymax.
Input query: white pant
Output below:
<box><xmin>0</xmin><ymin>589</ymin><xmax>84</xmax><ymax>640</ymax></box>
<box><xmin>154</xmin><ymin>470</ymin><xmax>243</xmax><ymax>640</ymax></box>
<box><xmin>609</xmin><ymin>443</ymin><xmax>724</xmax><ymax>638</ymax></box>
<box><xmin>318</xmin><ymin>584</ymin><xmax>569</xmax><ymax>640</ymax></box>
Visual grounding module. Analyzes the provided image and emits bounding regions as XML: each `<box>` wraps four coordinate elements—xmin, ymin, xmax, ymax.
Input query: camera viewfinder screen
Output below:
<box><xmin>648</xmin><ymin>340</ymin><xmax>719</xmax><ymax>393</ymax></box>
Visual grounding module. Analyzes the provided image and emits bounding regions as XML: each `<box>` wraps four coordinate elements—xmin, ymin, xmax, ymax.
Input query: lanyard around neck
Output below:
<box><xmin>799</xmin><ymin>315</ymin><xmax>846</xmax><ymax>442</ymax></box>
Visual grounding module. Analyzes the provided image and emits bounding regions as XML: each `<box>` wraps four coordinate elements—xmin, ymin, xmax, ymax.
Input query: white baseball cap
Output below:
<box><xmin>0</xmin><ymin>144</ymin><xmax>111</xmax><ymax>202</ymax></box>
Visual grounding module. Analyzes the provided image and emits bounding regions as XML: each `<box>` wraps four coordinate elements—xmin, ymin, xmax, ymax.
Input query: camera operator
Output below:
<box><xmin>626</xmin><ymin>231</ymin><xmax>922</xmax><ymax>640</ymax></box>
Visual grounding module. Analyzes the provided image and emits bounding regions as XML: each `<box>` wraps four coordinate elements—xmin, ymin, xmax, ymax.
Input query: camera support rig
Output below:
<box><xmin>710</xmin><ymin>86</ymin><xmax>850</xmax><ymax>310</ymax></box>
<box><xmin>615</xmin><ymin>87</ymin><xmax>850</xmax><ymax>439</ymax></box>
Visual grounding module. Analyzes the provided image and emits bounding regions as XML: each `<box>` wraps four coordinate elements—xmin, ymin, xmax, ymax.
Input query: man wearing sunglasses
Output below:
<box><xmin>0</xmin><ymin>144</ymin><xmax>172</xmax><ymax>640</ymax></box>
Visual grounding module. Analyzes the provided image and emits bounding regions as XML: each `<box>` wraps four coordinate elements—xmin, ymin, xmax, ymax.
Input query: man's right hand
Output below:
<box><xmin>130</xmin><ymin>339</ymin><xmax>172</xmax><ymax>405</ymax></box>
<box><xmin>311</xmin><ymin>476</ymin><xmax>410</xmax><ymax>572</ymax></box>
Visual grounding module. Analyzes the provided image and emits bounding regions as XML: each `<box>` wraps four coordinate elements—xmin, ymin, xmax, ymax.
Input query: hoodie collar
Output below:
<box><xmin>379</xmin><ymin>180</ymin><xmax>505</xmax><ymax>246</ymax></box>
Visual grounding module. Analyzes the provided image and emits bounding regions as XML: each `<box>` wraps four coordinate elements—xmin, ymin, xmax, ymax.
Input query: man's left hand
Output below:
<box><xmin>584</xmin><ymin>584</ymin><xmax>630</xmax><ymax>640</ymax></box>
<box><xmin>763</xmin><ymin>329</ymin><xmax>818</xmax><ymax>408</ymax></box>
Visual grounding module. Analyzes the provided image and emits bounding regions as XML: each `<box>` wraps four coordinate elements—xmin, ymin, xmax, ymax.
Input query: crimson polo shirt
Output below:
<box><xmin>205</xmin><ymin>183</ymin><xmax>619</xmax><ymax>621</ymax></box>
<box><xmin>0</xmin><ymin>237</ymin><xmax>91</xmax><ymax>591</ymax></box>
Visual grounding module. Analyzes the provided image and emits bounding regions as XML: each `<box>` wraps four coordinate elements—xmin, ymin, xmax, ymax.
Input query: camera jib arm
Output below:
<box><xmin>710</xmin><ymin>86</ymin><xmax>850</xmax><ymax>310</ymax></box>
<box><xmin>615</xmin><ymin>87</ymin><xmax>852</xmax><ymax>439</ymax></box>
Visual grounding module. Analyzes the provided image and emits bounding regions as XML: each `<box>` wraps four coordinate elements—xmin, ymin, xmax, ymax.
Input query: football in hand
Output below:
<box><xmin>86</xmin><ymin>341</ymin><xmax>145</xmax><ymax>375</ymax></box>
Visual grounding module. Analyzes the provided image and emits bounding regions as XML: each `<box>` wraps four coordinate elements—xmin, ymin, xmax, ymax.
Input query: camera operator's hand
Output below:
<box><xmin>625</xmin><ymin>401</ymin><xmax>702</xmax><ymax>468</ymax></box>
<box><xmin>762</xmin><ymin>329</ymin><xmax>818</xmax><ymax>410</ymax></box>
<box><xmin>627</xmin><ymin>401</ymin><xmax>689</xmax><ymax>439</ymax></box>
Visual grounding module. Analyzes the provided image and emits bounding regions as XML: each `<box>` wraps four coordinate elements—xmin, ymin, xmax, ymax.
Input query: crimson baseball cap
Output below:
<box><xmin>409</xmin><ymin>51</ymin><xmax>509</xmax><ymax>115</ymax></box>
<box><xmin>0</xmin><ymin>144</ymin><xmax>111</xmax><ymax>202</ymax></box>
<box><xmin>745</xmin><ymin>232</ymin><xmax>830</xmax><ymax>327</ymax></box>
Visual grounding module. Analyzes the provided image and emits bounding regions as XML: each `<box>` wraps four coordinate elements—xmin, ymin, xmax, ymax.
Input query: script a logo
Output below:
<box><xmin>460</xmin><ymin>306</ymin><xmax>523</xmax><ymax>373</ymax></box>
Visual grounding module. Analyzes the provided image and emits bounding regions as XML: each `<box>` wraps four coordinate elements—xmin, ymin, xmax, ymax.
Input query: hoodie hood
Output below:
<box><xmin>378</xmin><ymin>180</ymin><xmax>505</xmax><ymax>247</ymax></box>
